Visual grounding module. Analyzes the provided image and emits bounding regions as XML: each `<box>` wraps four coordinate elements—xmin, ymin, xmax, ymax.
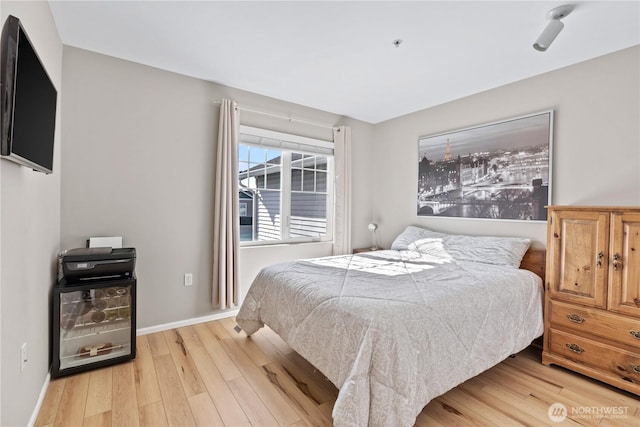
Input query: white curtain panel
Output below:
<box><xmin>332</xmin><ymin>126</ymin><xmax>352</xmax><ymax>255</ymax></box>
<box><xmin>212</xmin><ymin>99</ymin><xmax>240</xmax><ymax>309</ymax></box>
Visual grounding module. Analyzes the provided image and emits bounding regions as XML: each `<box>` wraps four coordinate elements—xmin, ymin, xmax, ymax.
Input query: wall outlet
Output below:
<box><xmin>184</xmin><ymin>273</ymin><xmax>193</xmax><ymax>287</ymax></box>
<box><xmin>21</xmin><ymin>342</ymin><xmax>27</xmax><ymax>372</ymax></box>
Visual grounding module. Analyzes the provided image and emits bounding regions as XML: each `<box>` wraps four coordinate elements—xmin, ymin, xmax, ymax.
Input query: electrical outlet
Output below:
<box><xmin>21</xmin><ymin>342</ymin><xmax>27</xmax><ymax>372</ymax></box>
<box><xmin>184</xmin><ymin>273</ymin><xmax>193</xmax><ymax>287</ymax></box>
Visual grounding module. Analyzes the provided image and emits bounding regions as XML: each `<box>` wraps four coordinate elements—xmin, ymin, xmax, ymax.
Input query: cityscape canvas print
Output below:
<box><xmin>417</xmin><ymin>111</ymin><xmax>552</xmax><ymax>221</ymax></box>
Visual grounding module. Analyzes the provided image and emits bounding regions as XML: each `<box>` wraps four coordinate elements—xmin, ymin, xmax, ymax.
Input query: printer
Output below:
<box><xmin>61</xmin><ymin>247</ymin><xmax>136</xmax><ymax>283</ymax></box>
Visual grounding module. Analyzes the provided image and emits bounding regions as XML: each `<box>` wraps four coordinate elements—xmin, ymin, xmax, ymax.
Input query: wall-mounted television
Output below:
<box><xmin>0</xmin><ymin>15</ymin><xmax>57</xmax><ymax>174</ymax></box>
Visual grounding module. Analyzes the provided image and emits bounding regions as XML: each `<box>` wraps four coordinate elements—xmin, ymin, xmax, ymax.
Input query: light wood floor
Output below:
<box><xmin>36</xmin><ymin>317</ymin><xmax>640</xmax><ymax>426</ymax></box>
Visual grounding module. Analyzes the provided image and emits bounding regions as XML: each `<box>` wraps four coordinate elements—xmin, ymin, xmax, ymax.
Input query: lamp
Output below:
<box><xmin>533</xmin><ymin>4</ymin><xmax>574</xmax><ymax>52</ymax></box>
<box><xmin>368</xmin><ymin>223</ymin><xmax>379</xmax><ymax>250</ymax></box>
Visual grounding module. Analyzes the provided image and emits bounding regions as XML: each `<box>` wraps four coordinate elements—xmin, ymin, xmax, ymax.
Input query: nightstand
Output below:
<box><xmin>353</xmin><ymin>248</ymin><xmax>381</xmax><ymax>254</ymax></box>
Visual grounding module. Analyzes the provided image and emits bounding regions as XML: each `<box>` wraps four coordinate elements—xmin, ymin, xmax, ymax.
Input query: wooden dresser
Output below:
<box><xmin>542</xmin><ymin>206</ymin><xmax>640</xmax><ymax>395</ymax></box>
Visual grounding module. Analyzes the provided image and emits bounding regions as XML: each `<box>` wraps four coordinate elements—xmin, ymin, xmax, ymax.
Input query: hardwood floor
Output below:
<box><xmin>36</xmin><ymin>317</ymin><xmax>640</xmax><ymax>426</ymax></box>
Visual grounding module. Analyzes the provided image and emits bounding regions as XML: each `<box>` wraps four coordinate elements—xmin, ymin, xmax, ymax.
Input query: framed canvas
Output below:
<box><xmin>417</xmin><ymin>110</ymin><xmax>553</xmax><ymax>221</ymax></box>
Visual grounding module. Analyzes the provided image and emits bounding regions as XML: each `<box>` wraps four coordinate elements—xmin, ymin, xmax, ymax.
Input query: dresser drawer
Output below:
<box><xmin>548</xmin><ymin>329</ymin><xmax>640</xmax><ymax>386</ymax></box>
<box><xmin>548</xmin><ymin>300</ymin><xmax>640</xmax><ymax>349</ymax></box>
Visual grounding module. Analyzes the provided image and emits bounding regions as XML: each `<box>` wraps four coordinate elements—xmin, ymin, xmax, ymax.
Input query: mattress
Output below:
<box><xmin>236</xmin><ymin>249</ymin><xmax>544</xmax><ymax>426</ymax></box>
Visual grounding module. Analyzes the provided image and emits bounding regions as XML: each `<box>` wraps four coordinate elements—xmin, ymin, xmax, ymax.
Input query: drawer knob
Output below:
<box><xmin>597</xmin><ymin>251</ymin><xmax>604</xmax><ymax>268</ymax></box>
<box><xmin>566</xmin><ymin>343</ymin><xmax>585</xmax><ymax>354</ymax></box>
<box><xmin>566</xmin><ymin>314</ymin><xmax>585</xmax><ymax>324</ymax></box>
<box><xmin>630</xmin><ymin>330</ymin><xmax>640</xmax><ymax>340</ymax></box>
<box><xmin>612</xmin><ymin>253</ymin><xmax>623</xmax><ymax>270</ymax></box>
<box><xmin>631</xmin><ymin>365</ymin><xmax>640</xmax><ymax>374</ymax></box>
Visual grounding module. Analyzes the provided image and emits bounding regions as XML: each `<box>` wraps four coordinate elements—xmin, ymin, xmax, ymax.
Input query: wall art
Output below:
<box><xmin>417</xmin><ymin>111</ymin><xmax>552</xmax><ymax>221</ymax></box>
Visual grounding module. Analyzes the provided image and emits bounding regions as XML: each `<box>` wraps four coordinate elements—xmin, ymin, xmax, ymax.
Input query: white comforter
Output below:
<box><xmin>236</xmin><ymin>250</ymin><xmax>544</xmax><ymax>427</ymax></box>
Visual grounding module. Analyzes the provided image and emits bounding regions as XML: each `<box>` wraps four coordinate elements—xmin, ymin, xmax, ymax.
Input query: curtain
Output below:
<box><xmin>332</xmin><ymin>126</ymin><xmax>352</xmax><ymax>255</ymax></box>
<box><xmin>212</xmin><ymin>99</ymin><xmax>239</xmax><ymax>309</ymax></box>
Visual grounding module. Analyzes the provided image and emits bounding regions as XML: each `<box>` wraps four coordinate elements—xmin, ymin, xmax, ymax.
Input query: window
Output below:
<box><xmin>238</xmin><ymin>126</ymin><xmax>334</xmax><ymax>244</ymax></box>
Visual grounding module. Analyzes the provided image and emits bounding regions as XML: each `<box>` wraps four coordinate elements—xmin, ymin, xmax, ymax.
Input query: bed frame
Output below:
<box><xmin>520</xmin><ymin>248</ymin><xmax>546</xmax><ymax>281</ymax></box>
<box><xmin>519</xmin><ymin>248</ymin><xmax>546</xmax><ymax>350</ymax></box>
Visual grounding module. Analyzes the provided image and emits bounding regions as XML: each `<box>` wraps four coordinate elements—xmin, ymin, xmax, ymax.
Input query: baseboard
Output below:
<box><xmin>136</xmin><ymin>308</ymin><xmax>240</xmax><ymax>336</ymax></box>
<box><xmin>28</xmin><ymin>372</ymin><xmax>50</xmax><ymax>427</ymax></box>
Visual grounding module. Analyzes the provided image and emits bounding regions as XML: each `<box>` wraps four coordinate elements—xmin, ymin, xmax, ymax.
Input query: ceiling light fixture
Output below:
<box><xmin>392</xmin><ymin>39</ymin><xmax>402</xmax><ymax>48</ymax></box>
<box><xmin>533</xmin><ymin>4</ymin><xmax>574</xmax><ymax>52</ymax></box>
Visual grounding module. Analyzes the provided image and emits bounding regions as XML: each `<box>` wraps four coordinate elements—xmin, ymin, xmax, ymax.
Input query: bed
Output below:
<box><xmin>236</xmin><ymin>226</ymin><xmax>545</xmax><ymax>427</ymax></box>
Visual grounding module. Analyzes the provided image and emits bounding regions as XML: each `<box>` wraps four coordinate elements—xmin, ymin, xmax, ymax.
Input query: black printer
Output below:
<box><xmin>61</xmin><ymin>247</ymin><xmax>136</xmax><ymax>283</ymax></box>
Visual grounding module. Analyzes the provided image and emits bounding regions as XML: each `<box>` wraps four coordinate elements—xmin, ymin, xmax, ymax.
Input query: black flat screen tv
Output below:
<box><xmin>0</xmin><ymin>15</ymin><xmax>57</xmax><ymax>174</ymax></box>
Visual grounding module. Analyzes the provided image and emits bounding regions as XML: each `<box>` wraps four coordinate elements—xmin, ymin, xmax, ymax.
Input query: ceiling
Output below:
<box><xmin>48</xmin><ymin>1</ymin><xmax>640</xmax><ymax>124</ymax></box>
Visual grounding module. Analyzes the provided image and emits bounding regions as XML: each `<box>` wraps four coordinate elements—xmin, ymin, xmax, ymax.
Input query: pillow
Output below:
<box><xmin>390</xmin><ymin>225</ymin><xmax>446</xmax><ymax>250</ymax></box>
<box><xmin>391</xmin><ymin>225</ymin><xmax>531</xmax><ymax>268</ymax></box>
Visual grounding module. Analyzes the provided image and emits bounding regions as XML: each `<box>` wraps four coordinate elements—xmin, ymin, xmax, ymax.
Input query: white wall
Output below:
<box><xmin>60</xmin><ymin>46</ymin><xmax>375</xmax><ymax>329</ymax></box>
<box><xmin>0</xmin><ymin>2</ymin><xmax>62</xmax><ymax>425</ymax></box>
<box><xmin>372</xmin><ymin>46</ymin><xmax>640</xmax><ymax>249</ymax></box>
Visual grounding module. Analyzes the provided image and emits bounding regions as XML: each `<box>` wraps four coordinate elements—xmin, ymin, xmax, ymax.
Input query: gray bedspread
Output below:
<box><xmin>236</xmin><ymin>249</ymin><xmax>544</xmax><ymax>426</ymax></box>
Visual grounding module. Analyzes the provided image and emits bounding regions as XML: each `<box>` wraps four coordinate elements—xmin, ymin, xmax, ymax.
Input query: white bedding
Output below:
<box><xmin>236</xmin><ymin>249</ymin><xmax>544</xmax><ymax>426</ymax></box>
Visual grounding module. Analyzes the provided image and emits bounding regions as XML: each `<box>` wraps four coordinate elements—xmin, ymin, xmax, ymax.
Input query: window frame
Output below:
<box><xmin>238</xmin><ymin>125</ymin><xmax>334</xmax><ymax>247</ymax></box>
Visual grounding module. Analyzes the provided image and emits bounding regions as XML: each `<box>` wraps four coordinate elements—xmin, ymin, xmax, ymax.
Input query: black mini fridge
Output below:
<box><xmin>52</xmin><ymin>276</ymin><xmax>136</xmax><ymax>378</ymax></box>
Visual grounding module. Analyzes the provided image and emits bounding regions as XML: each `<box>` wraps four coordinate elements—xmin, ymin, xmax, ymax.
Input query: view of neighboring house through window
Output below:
<box><xmin>238</xmin><ymin>126</ymin><xmax>334</xmax><ymax>244</ymax></box>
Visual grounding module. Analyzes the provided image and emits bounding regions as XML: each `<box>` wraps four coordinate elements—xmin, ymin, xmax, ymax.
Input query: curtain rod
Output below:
<box><xmin>213</xmin><ymin>101</ymin><xmax>338</xmax><ymax>131</ymax></box>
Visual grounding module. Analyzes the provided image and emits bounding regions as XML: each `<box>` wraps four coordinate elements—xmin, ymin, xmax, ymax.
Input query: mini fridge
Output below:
<box><xmin>52</xmin><ymin>276</ymin><xmax>136</xmax><ymax>378</ymax></box>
